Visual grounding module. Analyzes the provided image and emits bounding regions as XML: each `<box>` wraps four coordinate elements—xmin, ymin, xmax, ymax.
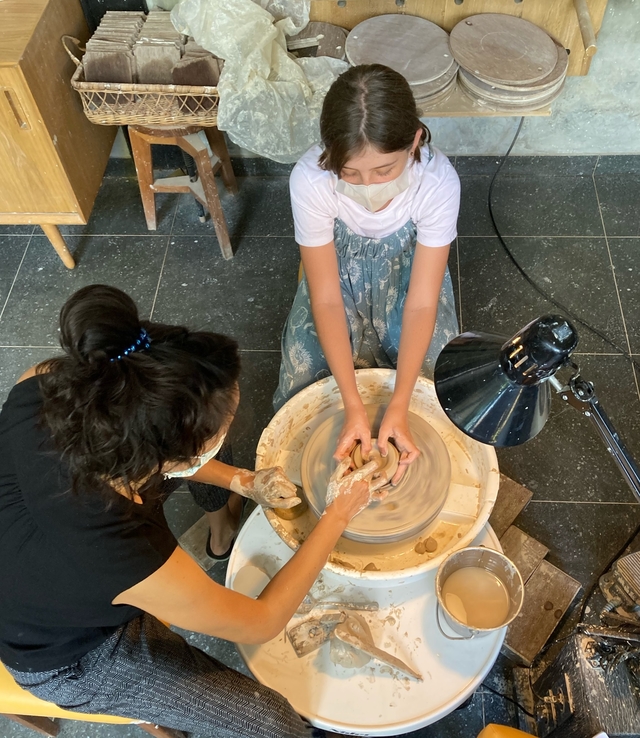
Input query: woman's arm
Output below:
<box><xmin>300</xmin><ymin>243</ymin><xmax>372</xmax><ymax>459</ymax></box>
<box><xmin>378</xmin><ymin>243</ymin><xmax>450</xmax><ymax>480</ymax></box>
<box><xmin>113</xmin><ymin>471</ymin><xmax>374</xmax><ymax>644</ymax></box>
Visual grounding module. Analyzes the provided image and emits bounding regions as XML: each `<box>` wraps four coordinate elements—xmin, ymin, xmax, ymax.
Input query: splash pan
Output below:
<box><xmin>256</xmin><ymin>369</ymin><xmax>499</xmax><ymax>586</ymax></box>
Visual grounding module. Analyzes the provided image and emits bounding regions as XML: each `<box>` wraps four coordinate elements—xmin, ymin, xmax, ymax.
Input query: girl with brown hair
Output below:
<box><xmin>274</xmin><ymin>64</ymin><xmax>461</xmax><ymax>481</ymax></box>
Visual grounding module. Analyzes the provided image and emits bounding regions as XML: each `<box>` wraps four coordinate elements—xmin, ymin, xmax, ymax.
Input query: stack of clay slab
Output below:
<box><xmin>450</xmin><ymin>14</ymin><xmax>568</xmax><ymax>112</ymax></box>
<box><xmin>345</xmin><ymin>14</ymin><xmax>458</xmax><ymax>110</ymax></box>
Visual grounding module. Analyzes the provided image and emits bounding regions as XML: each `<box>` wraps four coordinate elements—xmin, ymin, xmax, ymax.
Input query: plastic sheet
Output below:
<box><xmin>171</xmin><ymin>0</ymin><xmax>348</xmax><ymax>162</ymax></box>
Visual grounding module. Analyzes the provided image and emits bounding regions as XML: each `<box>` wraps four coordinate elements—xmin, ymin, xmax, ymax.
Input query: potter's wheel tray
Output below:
<box><xmin>301</xmin><ymin>405</ymin><xmax>451</xmax><ymax>544</ymax></box>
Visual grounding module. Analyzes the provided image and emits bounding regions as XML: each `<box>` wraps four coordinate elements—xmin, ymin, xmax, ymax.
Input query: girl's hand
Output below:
<box><xmin>378</xmin><ymin>406</ymin><xmax>420</xmax><ymax>485</ymax></box>
<box><xmin>230</xmin><ymin>467</ymin><xmax>302</xmax><ymax>509</ymax></box>
<box><xmin>334</xmin><ymin>403</ymin><xmax>372</xmax><ymax>461</ymax></box>
<box><xmin>324</xmin><ymin>458</ymin><xmax>387</xmax><ymax>524</ymax></box>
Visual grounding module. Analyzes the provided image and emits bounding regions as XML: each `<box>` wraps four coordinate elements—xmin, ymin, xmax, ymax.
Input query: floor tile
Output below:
<box><xmin>0</xmin><ymin>224</ymin><xmax>34</xmax><ymax>235</ymax></box>
<box><xmin>171</xmin><ymin>177</ymin><xmax>294</xmax><ymax>240</ymax></box>
<box><xmin>0</xmin><ymin>235</ymin><xmax>168</xmax><ymax>346</ymax></box>
<box><xmin>481</xmin><ymin>691</ymin><xmax>518</xmax><ymax>730</ymax></box>
<box><xmin>0</xmin><ymin>347</ymin><xmax>59</xmax><ymax>405</ymax></box>
<box><xmin>455</xmin><ymin>157</ymin><xmax>503</xmax><ymax>176</ymax></box>
<box><xmin>399</xmin><ymin>692</ymin><xmax>484</xmax><ymax>738</ymax></box>
<box><xmin>0</xmin><ymin>235</ymin><xmax>30</xmax><ymax>311</ymax></box>
<box><xmin>596</xmin><ymin>175</ymin><xmax>640</xmax><ymax>237</ymax></box>
<box><xmin>151</xmin><ymin>236</ymin><xmax>299</xmax><ymax>351</ymax></box>
<box><xmin>60</xmin><ymin>176</ymin><xmax>177</xmax><ymax>236</ymax></box>
<box><xmin>458</xmin><ymin>236</ymin><xmax>626</xmax><ymax>353</ymax></box>
<box><xmin>497</xmin><ymin>354</ymin><xmax>640</xmax><ymax>503</ymax></box>
<box><xmin>595</xmin><ymin>156</ymin><xmax>640</xmax><ymax>176</ymax></box>
<box><xmin>232</xmin><ymin>351</ymin><xmax>282</xmax><ymax>469</ymax></box>
<box><xmin>457</xmin><ymin>176</ymin><xmax>496</xmax><ymax>237</ymax></box>
<box><xmin>609</xmin><ymin>238</ymin><xmax>640</xmax><ymax>354</ymax></box>
<box><xmin>456</xmin><ymin>156</ymin><xmax>598</xmax><ymax>178</ymax></box>
<box><xmin>468</xmin><ymin>173</ymin><xmax>602</xmax><ymax>236</ymax></box>
<box><xmin>516</xmin><ymin>501</ymin><xmax>640</xmax><ymax>591</ymax></box>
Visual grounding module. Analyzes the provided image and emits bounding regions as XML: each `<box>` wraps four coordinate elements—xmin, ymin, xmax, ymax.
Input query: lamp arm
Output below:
<box><xmin>554</xmin><ymin>375</ymin><xmax>640</xmax><ymax>503</ymax></box>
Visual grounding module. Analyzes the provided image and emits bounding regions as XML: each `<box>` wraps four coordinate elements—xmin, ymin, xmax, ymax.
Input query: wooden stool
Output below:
<box><xmin>128</xmin><ymin>125</ymin><xmax>238</xmax><ymax>260</ymax></box>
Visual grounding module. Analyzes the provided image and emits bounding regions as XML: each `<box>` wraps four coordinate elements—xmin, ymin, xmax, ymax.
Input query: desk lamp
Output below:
<box><xmin>433</xmin><ymin>315</ymin><xmax>640</xmax><ymax>502</ymax></box>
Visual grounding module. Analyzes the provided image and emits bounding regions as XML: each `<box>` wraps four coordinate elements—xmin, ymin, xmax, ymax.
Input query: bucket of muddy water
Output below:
<box><xmin>435</xmin><ymin>547</ymin><xmax>524</xmax><ymax>640</ymax></box>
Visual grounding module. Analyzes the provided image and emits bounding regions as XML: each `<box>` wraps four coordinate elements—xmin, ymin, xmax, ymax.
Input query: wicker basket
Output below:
<box><xmin>63</xmin><ymin>36</ymin><xmax>220</xmax><ymax>127</ymax></box>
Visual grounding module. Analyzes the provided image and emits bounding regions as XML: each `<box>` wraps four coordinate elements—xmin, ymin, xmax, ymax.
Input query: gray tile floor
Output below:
<box><xmin>1</xmin><ymin>153</ymin><xmax>640</xmax><ymax>737</ymax></box>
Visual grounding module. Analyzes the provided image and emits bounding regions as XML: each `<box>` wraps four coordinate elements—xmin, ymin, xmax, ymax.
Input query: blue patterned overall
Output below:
<box><xmin>273</xmin><ymin>217</ymin><xmax>459</xmax><ymax>410</ymax></box>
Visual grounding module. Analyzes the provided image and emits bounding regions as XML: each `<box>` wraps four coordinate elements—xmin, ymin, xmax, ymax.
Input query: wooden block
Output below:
<box><xmin>488</xmin><ymin>474</ymin><xmax>534</xmax><ymax>538</ymax></box>
<box><xmin>502</xmin><ymin>559</ymin><xmax>582</xmax><ymax>666</ymax></box>
<box><xmin>500</xmin><ymin>525</ymin><xmax>549</xmax><ymax>583</ymax></box>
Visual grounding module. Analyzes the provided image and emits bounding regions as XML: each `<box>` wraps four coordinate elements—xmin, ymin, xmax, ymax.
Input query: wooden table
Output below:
<box><xmin>0</xmin><ymin>0</ymin><xmax>115</xmax><ymax>268</ymax></box>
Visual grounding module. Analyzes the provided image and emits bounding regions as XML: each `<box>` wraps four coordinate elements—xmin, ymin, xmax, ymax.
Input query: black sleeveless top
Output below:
<box><xmin>0</xmin><ymin>377</ymin><xmax>177</xmax><ymax>672</ymax></box>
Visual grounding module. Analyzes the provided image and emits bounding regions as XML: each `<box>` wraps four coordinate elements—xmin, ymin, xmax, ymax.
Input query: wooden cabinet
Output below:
<box><xmin>0</xmin><ymin>0</ymin><xmax>116</xmax><ymax>267</ymax></box>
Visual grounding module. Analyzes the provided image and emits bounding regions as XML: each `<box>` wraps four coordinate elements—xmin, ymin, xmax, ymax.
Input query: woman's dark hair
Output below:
<box><xmin>37</xmin><ymin>284</ymin><xmax>241</xmax><ymax>501</ymax></box>
<box><xmin>318</xmin><ymin>64</ymin><xmax>431</xmax><ymax>175</ymax></box>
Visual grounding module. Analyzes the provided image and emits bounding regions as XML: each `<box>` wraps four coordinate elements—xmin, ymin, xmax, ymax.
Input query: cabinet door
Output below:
<box><xmin>0</xmin><ymin>66</ymin><xmax>76</xmax><ymax>216</ymax></box>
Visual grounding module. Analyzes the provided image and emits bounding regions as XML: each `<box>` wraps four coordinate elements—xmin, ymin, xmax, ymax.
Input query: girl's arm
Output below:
<box><xmin>378</xmin><ymin>243</ymin><xmax>451</xmax><ymax>481</ymax></box>
<box><xmin>300</xmin><ymin>242</ymin><xmax>372</xmax><ymax>459</ymax></box>
<box><xmin>112</xmin><ymin>471</ymin><xmax>373</xmax><ymax>644</ymax></box>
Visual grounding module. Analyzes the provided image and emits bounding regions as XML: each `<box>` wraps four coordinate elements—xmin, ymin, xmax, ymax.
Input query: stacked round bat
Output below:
<box><xmin>449</xmin><ymin>14</ymin><xmax>569</xmax><ymax>111</ymax></box>
<box><xmin>345</xmin><ymin>15</ymin><xmax>459</xmax><ymax>110</ymax></box>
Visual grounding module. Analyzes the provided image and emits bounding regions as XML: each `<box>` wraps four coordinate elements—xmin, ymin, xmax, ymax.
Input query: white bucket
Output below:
<box><xmin>435</xmin><ymin>546</ymin><xmax>524</xmax><ymax>639</ymax></box>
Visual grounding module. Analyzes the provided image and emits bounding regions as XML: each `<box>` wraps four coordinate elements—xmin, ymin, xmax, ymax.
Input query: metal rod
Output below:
<box><xmin>558</xmin><ymin>375</ymin><xmax>640</xmax><ymax>503</ymax></box>
<box><xmin>573</xmin><ymin>0</ymin><xmax>598</xmax><ymax>58</ymax></box>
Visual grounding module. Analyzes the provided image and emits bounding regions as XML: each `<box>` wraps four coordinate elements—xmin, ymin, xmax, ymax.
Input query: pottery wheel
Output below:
<box><xmin>346</xmin><ymin>15</ymin><xmax>453</xmax><ymax>86</ymax></box>
<box><xmin>449</xmin><ymin>14</ymin><xmax>558</xmax><ymax>86</ymax></box>
<box><xmin>301</xmin><ymin>404</ymin><xmax>451</xmax><ymax>544</ymax></box>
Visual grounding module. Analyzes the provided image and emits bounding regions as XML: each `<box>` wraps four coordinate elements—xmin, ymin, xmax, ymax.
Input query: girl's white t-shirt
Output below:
<box><xmin>290</xmin><ymin>144</ymin><xmax>460</xmax><ymax>248</ymax></box>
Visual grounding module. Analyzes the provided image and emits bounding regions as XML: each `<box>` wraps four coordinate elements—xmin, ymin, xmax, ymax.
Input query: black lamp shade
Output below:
<box><xmin>434</xmin><ymin>316</ymin><xmax>579</xmax><ymax>447</ymax></box>
<box><xmin>434</xmin><ymin>331</ymin><xmax>552</xmax><ymax>446</ymax></box>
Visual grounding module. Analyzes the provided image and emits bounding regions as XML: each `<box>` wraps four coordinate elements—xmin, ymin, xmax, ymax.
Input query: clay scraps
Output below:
<box><xmin>286</xmin><ymin>611</ymin><xmax>422</xmax><ymax>681</ymax></box>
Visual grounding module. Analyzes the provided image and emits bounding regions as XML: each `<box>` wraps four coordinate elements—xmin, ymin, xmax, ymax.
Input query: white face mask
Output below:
<box><xmin>163</xmin><ymin>432</ymin><xmax>226</xmax><ymax>479</ymax></box>
<box><xmin>335</xmin><ymin>162</ymin><xmax>411</xmax><ymax>212</ymax></box>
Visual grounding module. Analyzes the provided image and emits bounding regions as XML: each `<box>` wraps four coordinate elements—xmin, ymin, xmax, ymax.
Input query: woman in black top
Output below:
<box><xmin>0</xmin><ymin>284</ymin><xmax>383</xmax><ymax>738</ymax></box>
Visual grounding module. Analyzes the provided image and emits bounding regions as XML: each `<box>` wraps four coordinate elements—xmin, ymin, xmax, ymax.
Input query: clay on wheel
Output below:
<box><xmin>301</xmin><ymin>404</ymin><xmax>451</xmax><ymax>544</ymax></box>
<box><xmin>351</xmin><ymin>439</ymin><xmax>399</xmax><ymax>488</ymax></box>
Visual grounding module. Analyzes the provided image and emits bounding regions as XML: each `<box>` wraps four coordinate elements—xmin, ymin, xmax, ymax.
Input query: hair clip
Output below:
<box><xmin>110</xmin><ymin>328</ymin><xmax>152</xmax><ymax>362</ymax></box>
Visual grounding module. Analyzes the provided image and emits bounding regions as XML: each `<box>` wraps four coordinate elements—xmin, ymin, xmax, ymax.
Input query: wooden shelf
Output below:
<box><xmin>417</xmin><ymin>86</ymin><xmax>552</xmax><ymax>117</ymax></box>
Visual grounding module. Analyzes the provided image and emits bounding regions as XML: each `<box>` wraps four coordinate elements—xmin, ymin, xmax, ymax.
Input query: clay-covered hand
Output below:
<box><xmin>334</xmin><ymin>404</ymin><xmax>372</xmax><ymax>462</ymax></box>
<box><xmin>230</xmin><ymin>467</ymin><xmax>302</xmax><ymax>509</ymax></box>
<box><xmin>378</xmin><ymin>406</ymin><xmax>420</xmax><ymax>485</ymax></box>
<box><xmin>324</xmin><ymin>458</ymin><xmax>388</xmax><ymax>522</ymax></box>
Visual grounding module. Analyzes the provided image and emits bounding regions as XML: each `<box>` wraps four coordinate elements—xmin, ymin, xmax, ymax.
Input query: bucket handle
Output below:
<box><xmin>61</xmin><ymin>36</ymin><xmax>85</xmax><ymax>67</ymax></box>
<box><xmin>436</xmin><ymin>602</ymin><xmax>475</xmax><ymax>641</ymax></box>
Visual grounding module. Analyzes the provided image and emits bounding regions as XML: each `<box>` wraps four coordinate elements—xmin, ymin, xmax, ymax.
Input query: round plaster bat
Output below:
<box><xmin>301</xmin><ymin>404</ymin><xmax>451</xmax><ymax>545</ymax></box>
<box><xmin>449</xmin><ymin>14</ymin><xmax>558</xmax><ymax>86</ymax></box>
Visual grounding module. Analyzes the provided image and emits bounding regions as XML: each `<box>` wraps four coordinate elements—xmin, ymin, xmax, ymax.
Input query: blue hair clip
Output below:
<box><xmin>110</xmin><ymin>328</ymin><xmax>152</xmax><ymax>362</ymax></box>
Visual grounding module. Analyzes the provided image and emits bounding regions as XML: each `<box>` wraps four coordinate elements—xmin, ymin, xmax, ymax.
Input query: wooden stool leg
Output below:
<box><xmin>128</xmin><ymin>126</ymin><xmax>158</xmax><ymax>231</ymax></box>
<box><xmin>203</xmin><ymin>127</ymin><xmax>238</xmax><ymax>195</ymax></box>
<box><xmin>2</xmin><ymin>714</ymin><xmax>60</xmax><ymax>736</ymax></box>
<box><xmin>137</xmin><ymin>723</ymin><xmax>187</xmax><ymax>738</ymax></box>
<box><xmin>39</xmin><ymin>225</ymin><xmax>75</xmax><ymax>269</ymax></box>
<box><xmin>191</xmin><ymin>147</ymin><xmax>233</xmax><ymax>261</ymax></box>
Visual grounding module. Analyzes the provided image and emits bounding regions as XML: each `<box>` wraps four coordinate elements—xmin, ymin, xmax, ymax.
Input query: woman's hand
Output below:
<box><xmin>324</xmin><ymin>458</ymin><xmax>387</xmax><ymax>524</ymax></box>
<box><xmin>334</xmin><ymin>403</ymin><xmax>372</xmax><ymax>461</ymax></box>
<box><xmin>230</xmin><ymin>467</ymin><xmax>301</xmax><ymax>509</ymax></box>
<box><xmin>378</xmin><ymin>405</ymin><xmax>420</xmax><ymax>485</ymax></box>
